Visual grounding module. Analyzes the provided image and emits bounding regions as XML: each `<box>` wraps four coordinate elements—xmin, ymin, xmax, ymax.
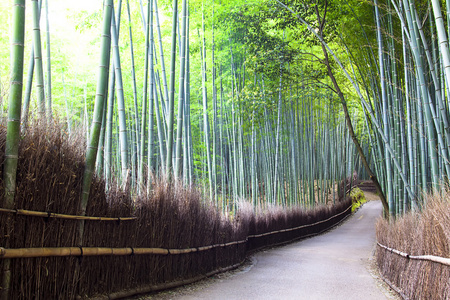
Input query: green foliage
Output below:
<box><xmin>350</xmin><ymin>187</ymin><xmax>366</xmax><ymax>212</ymax></box>
<box><xmin>0</xmin><ymin>0</ymin><xmax>375</xmax><ymax>209</ymax></box>
<box><xmin>71</xmin><ymin>10</ymin><xmax>103</xmax><ymax>32</ymax></box>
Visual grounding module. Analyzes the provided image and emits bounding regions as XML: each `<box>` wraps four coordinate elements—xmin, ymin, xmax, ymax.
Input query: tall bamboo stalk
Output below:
<box><xmin>165</xmin><ymin>0</ymin><xmax>178</xmax><ymax>176</ymax></box>
<box><xmin>2</xmin><ymin>1</ymin><xmax>26</xmax><ymax>298</ymax></box>
<box><xmin>139</xmin><ymin>0</ymin><xmax>151</xmax><ymax>187</ymax></box>
<box><xmin>44</xmin><ymin>0</ymin><xmax>52</xmax><ymax>118</ymax></box>
<box><xmin>111</xmin><ymin>7</ymin><xmax>129</xmax><ymax>183</ymax></box>
<box><xmin>175</xmin><ymin>0</ymin><xmax>188</xmax><ymax>178</ymax></box>
<box><xmin>126</xmin><ymin>0</ymin><xmax>140</xmax><ymax>167</ymax></box>
<box><xmin>31</xmin><ymin>0</ymin><xmax>46</xmax><ymax>118</ymax></box>
<box><xmin>79</xmin><ymin>0</ymin><xmax>113</xmax><ymax>243</ymax></box>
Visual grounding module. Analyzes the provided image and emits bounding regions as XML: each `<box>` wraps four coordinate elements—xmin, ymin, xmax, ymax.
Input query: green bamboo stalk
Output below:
<box><xmin>79</xmin><ymin>0</ymin><xmax>113</xmax><ymax>243</ymax></box>
<box><xmin>126</xmin><ymin>0</ymin><xmax>140</xmax><ymax>163</ymax></box>
<box><xmin>104</xmin><ymin>1</ymin><xmax>123</xmax><ymax>185</ymax></box>
<box><xmin>31</xmin><ymin>0</ymin><xmax>46</xmax><ymax>118</ymax></box>
<box><xmin>44</xmin><ymin>0</ymin><xmax>52</xmax><ymax>118</ymax></box>
<box><xmin>61</xmin><ymin>70</ymin><xmax>71</xmax><ymax>135</ymax></box>
<box><xmin>403</xmin><ymin>0</ymin><xmax>439</xmax><ymax>188</ymax></box>
<box><xmin>139</xmin><ymin>0</ymin><xmax>151</xmax><ymax>187</ymax></box>
<box><xmin>83</xmin><ymin>82</ymin><xmax>90</xmax><ymax>141</ymax></box>
<box><xmin>154</xmin><ymin>0</ymin><xmax>170</xmax><ymax>113</ymax></box>
<box><xmin>211</xmin><ymin>1</ymin><xmax>218</xmax><ymax>203</ymax></box>
<box><xmin>105</xmin><ymin>62</ymin><xmax>115</xmax><ymax>188</ymax></box>
<box><xmin>111</xmin><ymin>8</ymin><xmax>129</xmax><ymax>182</ymax></box>
<box><xmin>153</xmin><ymin>69</ymin><xmax>166</xmax><ymax>169</ymax></box>
<box><xmin>273</xmin><ymin>55</ymin><xmax>284</xmax><ymax>204</ymax></box>
<box><xmin>184</xmin><ymin>8</ymin><xmax>192</xmax><ymax>185</ymax></box>
<box><xmin>375</xmin><ymin>0</ymin><xmax>394</xmax><ymax>216</ymax></box>
<box><xmin>2</xmin><ymin>1</ymin><xmax>26</xmax><ymax>298</ymax></box>
<box><xmin>96</xmin><ymin>83</ymin><xmax>108</xmax><ymax>176</ymax></box>
<box><xmin>147</xmin><ymin>0</ymin><xmax>155</xmax><ymax>190</ymax></box>
<box><xmin>431</xmin><ymin>0</ymin><xmax>450</xmax><ymax>96</ymax></box>
<box><xmin>411</xmin><ymin>5</ymin><xmax>450</xmax><ymax>180</ymax></box>
<box><xmin>21</xmin><ymin>46</ymin><xmax>35</xmax><ymax>130</ymax></box>
<box><xmin>174</xmin><ymin>0</ymin><xmax>187</xmax><ymax>179</ymax></box>
<box><xmin>155</xmin><ymin>71</ymin><xmax>168</xmax><ymax>139</ymax></box>
<box><xmin>165</xmin><ymin>0</ymin><xmax>178</xmax><ymax>176</ymax></box>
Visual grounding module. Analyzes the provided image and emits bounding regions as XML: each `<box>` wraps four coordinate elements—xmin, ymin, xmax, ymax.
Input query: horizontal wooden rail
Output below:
<box><xmin>248</xmin><ymin>204</ymin><xmax>352</xmax><ymax>238</ymax></box>
<box><xmin>0</xmin><ymin>208</ymin><xmax>136</xmax><ymax>221</ymax></box>
<box><xmin>0</xmin><ymin>240</ymin><xmax>249</xmax><ymax>259</ymax></box>
<box><xmin>377</xmin><ymin>242</ymin><xmax>450</xmax><ymax>266</ymax></box>
<box><xmin>0</xmin><ymin>204</ymin><xmax>351</xmax><ymax>259</ymax></box>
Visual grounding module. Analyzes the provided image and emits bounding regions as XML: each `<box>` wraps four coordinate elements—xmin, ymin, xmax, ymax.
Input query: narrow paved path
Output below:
<box><xmin>148</xmin><ymin>200</ymin><xmax>396</xmax><ymax>300</ymax></box>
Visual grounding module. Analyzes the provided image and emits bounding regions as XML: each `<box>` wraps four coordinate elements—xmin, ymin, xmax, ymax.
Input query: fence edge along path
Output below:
<box><xmin>375</xmin><ymin>191</ymin><xmax>450</xmax><ymax>300</ymax></box>
<box><xmin>377</xmin><ymin>243</ymin><xmax>450</xmax><ymax>267</ymax></box>
<box><xmin>95</xmin><ymin>202</ymin><xmax>353</xmax><ymax>300</ymax></box>
<box><xmin>0</xmin><ymin>204</ymin><xmax>352</xmax><ymax>260</ymax></box>
<box><xmin>0</xmin><ymin>201</ymin><xmax>352</xmax><ymax>299</ymax></box>
<box><xmin>376</xmin><ymin>242</ymin><xmax>450</xmax><ymax>300</ymax></box>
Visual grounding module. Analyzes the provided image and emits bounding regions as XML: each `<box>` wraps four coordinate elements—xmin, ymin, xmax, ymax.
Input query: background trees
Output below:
<box><xmin>7</xmin><ymin>0</ymin><xmax>447</xmax><ymax>217</ymax></box>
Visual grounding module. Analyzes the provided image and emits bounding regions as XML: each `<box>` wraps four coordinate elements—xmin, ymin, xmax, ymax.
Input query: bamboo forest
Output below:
<box><xmin>0</xmin><ymin>0</ymin><xmax>449</xmax><ymax>299</ymax></box>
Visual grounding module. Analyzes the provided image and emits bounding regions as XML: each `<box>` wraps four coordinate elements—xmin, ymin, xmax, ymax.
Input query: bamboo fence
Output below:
<box><xmin>376</xmin><ymin>199</ymin><xmax>450</xmax><ymax>300</ymax></box>
<box><xmin>0</xmin><ymin>199</ymin><xmax>352</xmax><ymax>299</ymax></box>
<box><xmin>0</xmin><ymin>203</ymin><xmax>352</xmax><ymax>260</ymax></box>
<box><xmin>377</xmin><ymin>243</ymin><xmax>450</xmax><ymax>267</ymax></box>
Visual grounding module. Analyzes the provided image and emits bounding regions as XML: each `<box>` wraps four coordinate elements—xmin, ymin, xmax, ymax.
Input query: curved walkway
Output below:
<box><xmin>148</xmin><ymin>200</ymin><xmax>397</xmax><ymax>300</ymax></box>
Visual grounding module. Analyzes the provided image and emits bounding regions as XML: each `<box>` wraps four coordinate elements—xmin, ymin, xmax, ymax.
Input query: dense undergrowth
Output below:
<box><xmin>376</xmin><ymin>194</ymin><xmax>450</xmax><ymax>300</ymax></box>
<box><xmin>0</xmin><ymin>120</ymin><xmax>352</xmax><ymax>298</ymax></box>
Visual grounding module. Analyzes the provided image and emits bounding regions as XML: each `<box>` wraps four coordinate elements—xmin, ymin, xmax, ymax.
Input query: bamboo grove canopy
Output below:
<box><xmin>3</xmin><ymin>0</ymin><xmax>450</xmax><ymax>223</ymax></box>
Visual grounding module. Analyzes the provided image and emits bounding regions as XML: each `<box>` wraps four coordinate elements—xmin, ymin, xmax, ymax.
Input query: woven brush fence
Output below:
<box><xmin>376</xmin><ymin>195</ymin><xmax>450</xmax><ymax>300</ymax></box>
<box><xmin>0</xmin><ymin>122</ymin><xmax>352</xmax><ymax>299</ymax></box>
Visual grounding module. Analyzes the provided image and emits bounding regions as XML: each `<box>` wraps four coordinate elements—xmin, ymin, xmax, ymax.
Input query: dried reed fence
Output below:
<box><xmin>0</xmin><ymin>121</ymin><xmax>352</xmax><ymax>299</ymax></box>
<box><xmin>376</xmin><ymin>194</ymin><xmax>450</xmax><ymax>300</ymax></box>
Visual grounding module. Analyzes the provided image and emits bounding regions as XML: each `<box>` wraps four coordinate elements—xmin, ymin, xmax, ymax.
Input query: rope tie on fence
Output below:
<box><xmin>377</xmin><ymin>242</ymin><xmax>450</xmax><ymax>266</ymax></box>
<box><xmin>45</xmin><ymin>211</ymin><xmax>52</xmax><ymax>222</ymax></box>
<box><xmin>78</xmin><ymin>247</ymin><xmax>84</xmax><ymax>264</ymax></box>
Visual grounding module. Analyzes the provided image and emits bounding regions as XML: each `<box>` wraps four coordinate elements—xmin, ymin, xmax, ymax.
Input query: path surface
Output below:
<box><xmin>147</xmin><ymin>200</ymin><xmax>396</xmax><ymax>300</ymax></box>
